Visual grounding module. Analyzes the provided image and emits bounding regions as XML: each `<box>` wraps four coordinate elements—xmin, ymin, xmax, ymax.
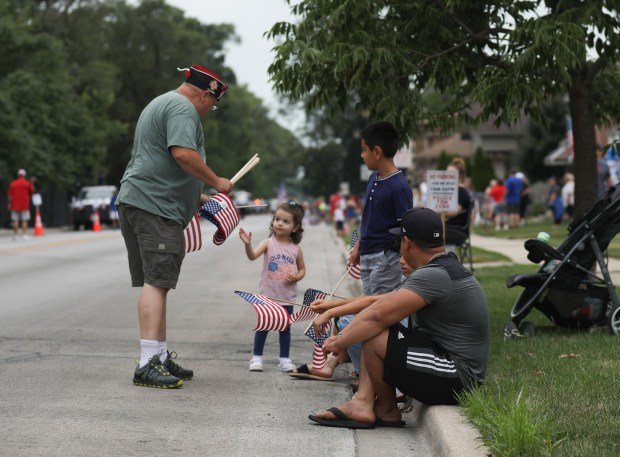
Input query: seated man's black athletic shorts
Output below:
<box><xmin>384</xmin><ymin>323</ymin><xmax>465</xmax><ymax>405</ymax></box>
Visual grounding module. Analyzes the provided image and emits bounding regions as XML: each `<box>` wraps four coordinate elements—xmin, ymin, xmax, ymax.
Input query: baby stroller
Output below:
<box><xmin>505</xmin><ymin>185</ymin><xmax>620</xmax><ymax>337</ymax></box>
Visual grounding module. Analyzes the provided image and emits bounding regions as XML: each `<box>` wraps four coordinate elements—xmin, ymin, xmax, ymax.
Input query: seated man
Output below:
<box><xmin>308</xmin><ymin>207</ymin><xmax>490</xmax><ymax>429</ymax></box>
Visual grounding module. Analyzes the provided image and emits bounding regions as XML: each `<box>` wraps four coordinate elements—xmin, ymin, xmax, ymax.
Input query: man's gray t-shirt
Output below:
<box><xmin>401</xmin><ymin>255</ymin><xmax>490</xmax><ymax>387</ymax></box>
<box><xmin>117</xmin><ymin>90</ymin><xmax>205</xmax><ymax>226</ymax></box>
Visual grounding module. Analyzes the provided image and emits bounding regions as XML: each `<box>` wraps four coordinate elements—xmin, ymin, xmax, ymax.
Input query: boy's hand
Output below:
<box><xmin>347</xmin><ymin>252</ymin><xmax>360</xmax><ymax>269</ymax></box>
<box><xmin>239</xmin><ymin>227</ymin><xmax>251</xmax><ymax>245</ymax></box>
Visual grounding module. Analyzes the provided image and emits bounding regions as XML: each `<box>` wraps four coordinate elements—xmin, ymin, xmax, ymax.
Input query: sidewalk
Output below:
<box><xmin>471</xmin><ymin>232</ymin><xmax>620</xmax><ymax>283</ymax></box>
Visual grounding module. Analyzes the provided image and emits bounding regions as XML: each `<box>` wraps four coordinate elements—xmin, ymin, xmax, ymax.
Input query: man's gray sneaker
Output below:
<box><xmin>163</xmin><ymin>351</ymin><xmax>194</xmax><ymax>380</ymax></box>
<box><xmin>133</xmin><ymin>355</ymin><xmax>183</xmax><ymax>388</ymax></box>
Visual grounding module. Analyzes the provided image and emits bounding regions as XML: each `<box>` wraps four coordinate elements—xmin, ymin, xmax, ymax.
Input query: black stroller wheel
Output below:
<box><xmin>519</xmin><ymin>321</ymin><xmax>535</xmax><ymax>337</ymax></box>
<box><xmin>511</xmin><ymin>286</ymin><xmax>540</xmax><ymax>324</ymax></box>
<box><xmin>608</xmin><ymin>306</ymin><xmax>620</xmax><ymax>335</ymax></box>
<box><xmin>503</xmin><ymin>322</ymin><xmax>519</xmax><ymax>339</ymax></box>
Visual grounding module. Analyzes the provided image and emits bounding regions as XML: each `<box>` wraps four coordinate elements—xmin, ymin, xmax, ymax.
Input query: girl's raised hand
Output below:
<box><xmin>239</xmin><ymin>227</ymin><xmax>252</xmax><ymax>245</ymax></box>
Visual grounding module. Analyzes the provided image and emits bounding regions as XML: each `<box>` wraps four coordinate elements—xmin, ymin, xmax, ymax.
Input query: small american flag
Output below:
<box><xmin>290</xmin><ymin>288</ymin><xmax>326</xmax><ymax>323</ymax></box>
<box><xmin>348</xmin><ymin>229</ymin><xmax>361</xmax><ymax>280</ymax></box>
<box><xmin>235</xmin><ymin>291</ymin><xmax>291</xmax><ymax>332</ymax></box>
<box><xmin>199</xmin><ymin>193</ymin><xmax>240</xmax><ymax>245</ymax></box>
<box><xmin>304</xmin><ymin>321</ymin><xmax>332</xmax><ymax>346</ymax></box>
<box><xmin>183</xmin><ymin>213</ymin><xmax>202</xmax><ymax>253</ymax></box>
<box><xmin>311</xmin><ymin>343</ymin><xmax>327</xmax><ymax>369</ymax></box>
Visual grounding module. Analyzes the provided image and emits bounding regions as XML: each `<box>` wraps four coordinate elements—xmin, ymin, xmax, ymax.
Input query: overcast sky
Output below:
<box><xmin>166</xmin><ymin>0</ymin><xmax>296</xmax><ymax>118</ymax></box>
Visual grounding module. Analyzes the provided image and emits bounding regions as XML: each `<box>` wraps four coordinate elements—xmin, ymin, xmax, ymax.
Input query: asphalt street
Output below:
<box><xmin>0</xmin><ymin>215</ymin><xmax>433</xmax><ymax>457</ymax></box>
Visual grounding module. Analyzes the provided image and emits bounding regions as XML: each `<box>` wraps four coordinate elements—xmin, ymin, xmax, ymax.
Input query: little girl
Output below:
<box><xmin>239</xmin><ymin>201</ymin><xmax>306</xmax><ymax>372</ymax></box>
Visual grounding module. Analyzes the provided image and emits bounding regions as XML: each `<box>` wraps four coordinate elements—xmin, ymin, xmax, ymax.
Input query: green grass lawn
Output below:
<box><xmin>461</xmin><ymin>265</ymin><xmax>620</xmax><ymax>457</ymax></box>
<box><xmin>475</xmin><ymin>219</ymin><xmax>620</xmax><ymax>258</ymax></box>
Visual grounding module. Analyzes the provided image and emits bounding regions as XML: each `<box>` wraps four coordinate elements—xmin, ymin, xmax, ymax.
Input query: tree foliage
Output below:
<box><xmin>268</xmin><ymin>0</ymin><xmax>620</xmax><ymax>215</ymax></box>
<box><xmin>0</xmin><ymin>0</ymin><xmax>304</xmax><ymax>203</ymax></box>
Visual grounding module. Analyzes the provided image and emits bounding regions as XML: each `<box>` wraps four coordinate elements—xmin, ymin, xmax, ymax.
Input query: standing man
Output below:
<box><xmin>7</xmin><ymin>169</ymin><xmax>36</xmax><ymax>241</ymax></box>
<box><xmin>117</xmin><ymin>65</ymin><xmax>233</xmax><ymax>389</ymax></box>
<box><xmin>504</xmin><ymin>167</ymin><xmax>524</xmax><ymax>228</ymax></box>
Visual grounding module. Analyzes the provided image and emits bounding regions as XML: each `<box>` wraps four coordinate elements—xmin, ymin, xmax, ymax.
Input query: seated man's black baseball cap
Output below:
<box><xmin>388</xmin><ymin>207</ymin><xmax>444</xmax><ymax>243</ymax></box>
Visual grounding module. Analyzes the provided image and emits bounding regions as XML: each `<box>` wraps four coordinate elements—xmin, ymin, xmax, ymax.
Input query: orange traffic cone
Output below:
<box><xmin>92</xmin><ymin>209</ymin><xmax>102</xmax><ymax>232</ymax></box>
<box><xmin>34</xmin><ymin>210</ymin><xmax>44</xmax><ymax>236</ymax></box>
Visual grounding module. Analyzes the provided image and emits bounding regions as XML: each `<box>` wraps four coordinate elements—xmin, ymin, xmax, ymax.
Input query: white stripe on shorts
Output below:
<box><xmin>406</xmin><ymin>351</ymin><xmax>457</xmax><ymax>374</ymax></box>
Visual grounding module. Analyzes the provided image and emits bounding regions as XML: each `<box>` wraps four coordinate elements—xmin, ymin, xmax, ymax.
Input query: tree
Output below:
<box><xmin>268</xmin><ymin>0</ymin><xmax>620</xmax><ymax>216</ymax></box>
<box><xmin>471</xmin><ymin>147</ymin><xmax>496</xmax><ymax>192</ymax></box>
<box><xmin>520</xmin><ymin>98</ymin><xmax>570</xmax><ymax>183</ymax></box>
<box><xmin>0</xmin><ymin>0</ymin><xmax>109</xmax><ymax>189</ymax></box>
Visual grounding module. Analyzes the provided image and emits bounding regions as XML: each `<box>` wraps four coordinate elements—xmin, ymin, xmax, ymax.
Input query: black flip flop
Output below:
<box><xmin>308</xmin><ymin>407</ymin><xmax>375</xmax><ymax>429</ymax></box>
<box><xmin>289</xmin><ymin>363</ymin><xmax>333</xmax><ymax>381</ymax></box>
<box><xmin>374</xmin><ymin>417</ymin><xmax>406</xmax><ymax>428</ymax></box>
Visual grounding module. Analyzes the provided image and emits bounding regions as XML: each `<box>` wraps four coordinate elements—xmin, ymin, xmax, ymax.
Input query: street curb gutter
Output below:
<box><xmin>408</xmin><ymin>401</ymin><xmax>492</xmax><ymax>457</ymax></box>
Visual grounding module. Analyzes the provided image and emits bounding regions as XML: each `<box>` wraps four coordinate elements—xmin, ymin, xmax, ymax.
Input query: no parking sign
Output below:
<box><xmin>426</xmin><ymin>170</ymin><xmax>458</xmax><ymax>213</ymax></box>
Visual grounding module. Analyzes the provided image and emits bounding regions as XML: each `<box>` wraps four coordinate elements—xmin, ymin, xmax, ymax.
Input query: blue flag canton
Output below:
<box><xmin>303</xmin><ymin>288</ymin><xmax>327</xmax><ymax>306</ymax></box>
<box><xmin>235</xmin><ymin>291</ymin><xmax>267</xmax><ymax>306</ymax></box>
<box><xmin>199</xmin><ymin>199</ymin><xmax>222</xmax><ymax>226</ymax></box>
<box><xmin>304</xmin><ymin>324</ymin><xmax>327</xmax><ymax>346</ymax></box>
<box><xmin>349</xmin><ymin>229</ymin><xmax>358</xmax><ymax>251</ymax></box>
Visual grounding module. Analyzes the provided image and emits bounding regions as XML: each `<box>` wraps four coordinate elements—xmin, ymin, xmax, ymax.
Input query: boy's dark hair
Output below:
<box><xmin>270</xmin><ymin>201</ymin><xmax>305</xmax><ymax>244</ymax></box>
<box><xmin>361</xmin><ymin>121</ymin><xmax>400</xmax><ymax>158</ymax></box>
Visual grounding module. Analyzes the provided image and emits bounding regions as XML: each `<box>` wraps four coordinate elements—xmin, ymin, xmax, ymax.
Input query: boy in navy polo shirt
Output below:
<box><xmin>342</xmin><ymin>121</ymin><xmax>413</xmax><ymax>373</ymax></box>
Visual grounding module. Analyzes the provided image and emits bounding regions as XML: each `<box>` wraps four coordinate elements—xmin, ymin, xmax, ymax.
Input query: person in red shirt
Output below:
<box><xmin>7</xmin><ymin>169</ymin><xmax>36</xmax><ymax>240</ymax></box>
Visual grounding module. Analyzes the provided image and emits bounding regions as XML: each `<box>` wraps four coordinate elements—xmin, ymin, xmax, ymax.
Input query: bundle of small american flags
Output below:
<box><xmin>182</xmin><ymin>193</ymin><xmax>241</xmax><ymax>253</ymax></box>
<box><xmin>199</xmin><ymin>193</ymin><xmax>241</xmax><ymax>246</ymax></box>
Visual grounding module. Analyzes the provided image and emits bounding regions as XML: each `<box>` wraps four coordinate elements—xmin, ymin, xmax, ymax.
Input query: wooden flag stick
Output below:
<box><xmin>235</xmin><ymin>204</ymin><xmax>269</xmax><ymax>209</ymax></box>
<box><xmin>326</xmin><ymin>266</ymin><xmax>353</xmax><ymax>300</ymax></box>
<box><xmin>235</xmin><ymin>290</ymin><xmax>308</xmax><ymax>307</ymax></box>
<box><xmin>235</xmin><ymin>290</ymin><xmax>345</xmax><ymax>307</ymax></box>
<box><xmin>231</xmin><ymin>155</ymin><xmax>260</xmax><ymax>184</ymax></box>
<box><xmin>232</xmin><ymin>154</ymin><xmax>258</xmax><ymax>182</ymax></box>
<box><xmin>231</xmin><ymin>157</ymin><xmax>259</xmax><ymax>184</ymax></box>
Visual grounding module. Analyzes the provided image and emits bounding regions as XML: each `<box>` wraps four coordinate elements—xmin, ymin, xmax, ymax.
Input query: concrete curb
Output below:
<box><xmin>409</xmin><ymin>402</ymin><xmax>491</xmax><ymax>457</ymax></box>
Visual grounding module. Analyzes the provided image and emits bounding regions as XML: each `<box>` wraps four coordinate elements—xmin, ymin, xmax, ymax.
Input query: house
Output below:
<box><xmin>410</xmin><ymin>112</ymin><xmax>528</xmax><ymax>182</ymax></box>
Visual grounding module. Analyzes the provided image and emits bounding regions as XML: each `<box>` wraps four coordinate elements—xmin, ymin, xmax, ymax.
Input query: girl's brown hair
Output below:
<box><xmin>270</xmin><ymin>201</ymin><xmax>305</xmax><ymax>244</ymax></box>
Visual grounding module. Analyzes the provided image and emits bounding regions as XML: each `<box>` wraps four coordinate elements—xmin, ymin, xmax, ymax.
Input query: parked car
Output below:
<box><xmin>70</xmin><ymin>185</ymin><xmax>117</xmax><ymax>230</ymax></box>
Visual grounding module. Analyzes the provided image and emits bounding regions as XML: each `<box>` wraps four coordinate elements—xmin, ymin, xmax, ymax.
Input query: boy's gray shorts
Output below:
<box><xmin>118</xmin><ymin>204</ymin><xmax>185</xmax><ymax>289</ymax></box>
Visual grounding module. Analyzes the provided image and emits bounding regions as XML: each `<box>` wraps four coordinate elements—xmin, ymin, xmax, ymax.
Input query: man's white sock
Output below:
<box><xmin>158</xmin><ymin>341</ymin><xmax>168</xmax><ymax>363</ymax></box>
<box><xmin>139</xmin><ymin>339</ymin><xmax>159</xmax><ymax>368</ymax></box>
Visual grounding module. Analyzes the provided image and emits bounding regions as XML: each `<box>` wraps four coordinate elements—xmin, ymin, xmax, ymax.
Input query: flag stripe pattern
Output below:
<box><xmin>348</xmin><ymin>229</ymin><xmax>361</xmax><ymax>280</ymax></box>
<box><xmin>183</xmin><ymin>213</ymin><xmax>203</xmax><ymax>253</ymax></box>
<box><xmin>199</xmin><ymin>193</ymin><xmax>240</xmax><ymax>245</ymax></box>
<box><xmin>235</xmin><ymin>291</ymin><xmax>291</xmax><ymax>332</ymax></box>
<box><xmin>311</xmin><ymin>343</ymin><xmax>327</xmax><ymax>369</ymax></box>
<box><xmin>290</xmin><ymin>307</ymin><xmax>316</xmax><ymax>323</ymax></box>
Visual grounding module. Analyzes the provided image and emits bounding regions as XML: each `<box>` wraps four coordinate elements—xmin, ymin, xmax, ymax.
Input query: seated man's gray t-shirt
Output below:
<box><xmin>400</xmin><ymin>257</ymin><xmax>490</xmax><ymax>388</ymax></box>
